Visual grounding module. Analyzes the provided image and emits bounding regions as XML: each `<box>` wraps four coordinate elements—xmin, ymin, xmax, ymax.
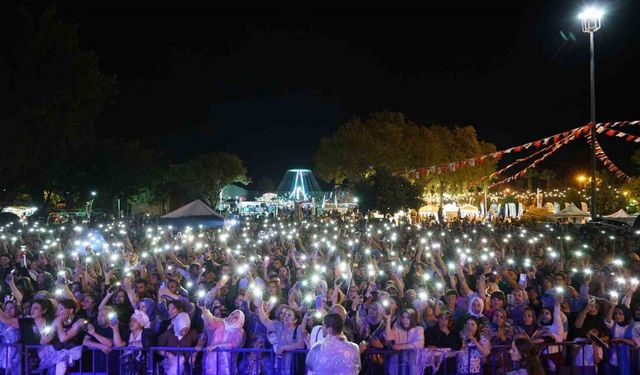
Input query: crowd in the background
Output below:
<box><xmin>0</xmin><ymin>211</ymin><xmax>638</xmax><ymax>375</ymax></box>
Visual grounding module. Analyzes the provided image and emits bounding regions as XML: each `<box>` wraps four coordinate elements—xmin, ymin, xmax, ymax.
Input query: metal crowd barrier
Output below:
<box><xmin>7</xmin><ymin>340</ymin><xmax>640</xmax><ymax>374</ymax></box>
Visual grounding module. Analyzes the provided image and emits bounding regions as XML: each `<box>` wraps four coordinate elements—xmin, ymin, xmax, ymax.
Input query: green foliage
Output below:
<box><xmin>314</xmin><ymin>112</ymin><xmax>431</xmax><ymax>183</ymax></box>
<box><xmin>354</xmin><ymin>169</ymin><xmax>422</xmax><ymax>215</ymax></box>
<box><xmin>315</xmin><ymin>112</ymin><xmax>496</xmax><ymax>202</ymax></box>
<box><xmin>173</xmin><ymin>152</ymin><xmax>251</xmax><ymax>209</ymax></box>
<box><xmin>563</xmin><ymin>185</ymin><xmax>627</xmax><ymax>215</ymax></box>
<box><xmin>423</xmin><ymin>127</ymin><xmax>497</xmax><ymax>203</ymax></box>
<box><xmin>521</xmin><ymin>207</ymin><xmax>551</xmax><ymax>223</ymax></box>
<box><xmin>621</xmin><ymin>177</ymin><xmax>640</xmax><ymax>212</ymax></box>
<box><xmin>0</xmin><ymin>4</ymin><xmax>117</xmax><ymax>208</ymax></box>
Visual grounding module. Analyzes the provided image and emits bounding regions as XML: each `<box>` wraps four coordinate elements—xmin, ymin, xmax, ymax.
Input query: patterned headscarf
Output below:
<box><xmin>131</xmin><ymin>309</ymin><xmax>150</xmax><ymax>329</ymax></box>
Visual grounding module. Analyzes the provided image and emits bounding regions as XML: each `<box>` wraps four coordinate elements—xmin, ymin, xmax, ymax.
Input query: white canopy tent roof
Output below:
<box><xmin>603</xmin><ymin>209</ymin><xmax>633</xmax><ymax>218</ymax></box>
<box><xmin>551</xmin><ymin>203</ymin><xmax>590</xmax><ymax>218</ymax></box>
<box><xmin>161</xmin><ymin>199</ymin><xmax>223</xmax><ymax>219</ymax></box>
<box><xmin>159</xmin><ymin>199</ymin><xmax>225</xmax><ymax>228</ymax></box>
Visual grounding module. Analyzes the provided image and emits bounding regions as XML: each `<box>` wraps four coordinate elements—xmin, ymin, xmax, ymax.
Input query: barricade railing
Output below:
<box><xmin>10</xmin><ymin>340</ymin><xmax>640</xmax><ymax>375</ymax></box>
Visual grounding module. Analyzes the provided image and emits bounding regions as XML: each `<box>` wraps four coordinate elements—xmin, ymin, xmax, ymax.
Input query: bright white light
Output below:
<box><xmin>579</xmin><ymin>7</ymin><xmax>604</xmax><ymax>21</ymax></box>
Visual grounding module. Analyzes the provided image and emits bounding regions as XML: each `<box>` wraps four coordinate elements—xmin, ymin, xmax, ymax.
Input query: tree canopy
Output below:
<box><xmin>0</xmin><ymin>4</ymin><xmax>117</xmax><ymax>208</ymax></box>
<box><xmin>315</xmin><ymin>111</ymin><xmax>496</xmax><ymax>201</ymax></box>
<box><xmin>354</xmin><ymin>169</ymin><xmax>422</xmax><ymax>215</ymax></box>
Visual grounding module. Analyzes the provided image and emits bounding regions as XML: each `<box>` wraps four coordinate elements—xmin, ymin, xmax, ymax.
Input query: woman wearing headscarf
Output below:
<box><xmin>113</xmin><ymin>309</ymin><xmax>156</xmax><ymax>375</ymax></box>
<box><xmin>158</xmin><ymin>311</ymin><xmax>200</xmax><ymax>375</ymax></box>
<box><xmin>604</xmin><ymin>299</ymin><xmax>640</xmax><ymax>375</ymax></box>
<box><xmin>487</xmin><ymin>308</ymin><xmax>515</xmax><ymax>375</ymax></box>
<box><xmin>455</xmin><ymin>296</ymin><xmax>488</xmax><ymax>333</ymax></box>
<box><xmin>137</xmin><ymin>298</ymin><xmax>161</xmax><ymax>334</ymax></box>
<box><xmin>537</xmin><ymin>295</ymin><xmax>565</xmax><ymax>374</ymax></box>
<box><xmin>384</xmin><ymin>308</ymin><xmax>424</xmax><ymax>375</ymax></box>
<box><xmin>200</xmin><ymin>307</ymin><xmax>246</xmax><ymax>375</ymax></box>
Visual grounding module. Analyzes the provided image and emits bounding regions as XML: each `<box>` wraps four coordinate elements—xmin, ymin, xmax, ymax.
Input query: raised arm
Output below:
<box><xmin>6</xmin><ymin>273</ymin><xmax>22</xmax><ymax>303</ymax></box>
<box><xmin>252</xmin><ymin>295</ymin><xmax>276</xmax><ymax>331</ymax></box>
<box><xmin>99</xmin><ymin>290</ymin><xmax>115</xmax><ymax>310</ymax></box>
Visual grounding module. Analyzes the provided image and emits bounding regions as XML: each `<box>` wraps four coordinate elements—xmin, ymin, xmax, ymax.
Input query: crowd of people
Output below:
<box><xmin>0</xmin><ymin>211</ymin><xmax>638</xmax><ymax>375</ymax></box>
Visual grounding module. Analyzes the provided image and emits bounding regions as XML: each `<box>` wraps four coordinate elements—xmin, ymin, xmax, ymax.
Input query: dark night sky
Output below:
<box><xmin>57</xmin><ymin>2</ymin><xmax>640</xmax><ymax>184</ymax></box>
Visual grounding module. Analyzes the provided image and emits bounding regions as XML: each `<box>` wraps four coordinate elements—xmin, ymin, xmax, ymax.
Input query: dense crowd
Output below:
<box><xmin>0</xmin><ymin>211</ymin><xmax>638</xmax><ymax>375</ymax></box>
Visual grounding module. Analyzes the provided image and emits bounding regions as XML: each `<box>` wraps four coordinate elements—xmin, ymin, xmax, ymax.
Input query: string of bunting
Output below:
<box><xmin>596</xmin><ymin>127</ymin><xmax>640</xmax><ymax>143</ymax></box>
<box><xmin>402</xmin><ymin>122</ymin><xmax>601</xmax><ymax>179</ymax></box>
<box><xmin>486</xmin><ymin>131</ymin><xmax>577</xmax><ymax>180</ymax></box>
<box><xmin>596</xmin><ymin>120</ymin><xmax>640</xmax><ymax>131</ymax></box>
<box><xmin>489</xmin><ymin>135</ymin><xmax>576</xmax><ymax>188</ymax></box>
<box><xmin>585</xmin><ymin>132</ymin><xmax>631</xmax><ymax>182</ymax></box>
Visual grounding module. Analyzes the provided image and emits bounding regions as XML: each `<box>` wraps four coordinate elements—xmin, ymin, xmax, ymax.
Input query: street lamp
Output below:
<box><xmin>579</xmin><ymin>6</ymin><xmax>604</xmax><ymax>220</ymax></box>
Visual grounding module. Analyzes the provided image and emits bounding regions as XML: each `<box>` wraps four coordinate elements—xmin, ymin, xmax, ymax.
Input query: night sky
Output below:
<box><xmin>57</xmin><ymin>2</ymin><xmax>640</xmax><ymax>185</ymax></box>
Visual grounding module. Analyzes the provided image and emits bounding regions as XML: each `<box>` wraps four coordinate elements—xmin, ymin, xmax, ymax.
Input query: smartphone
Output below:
<box><xmin>459</xmin><ymin>254</ymin><xmax>468</xmax><ymax>266</ymax></box>
<box><xmin>518</xmin><ymin>273</ymin><xmax>527</xmax><ymax>287</ymax></box>
<box><xmin>109</xmin><ymin>313</ymin><xmax>118</xmax><ymax>326</ymax></box>
<box><xmin>384</xmin><ymin>305</ymin><xmax>391</xmax><ymax>315</ymax></box>
<box><xmin>315</xmin><ymin>295</ymin><xmax>323</xmax><ymax>310</ymax></box>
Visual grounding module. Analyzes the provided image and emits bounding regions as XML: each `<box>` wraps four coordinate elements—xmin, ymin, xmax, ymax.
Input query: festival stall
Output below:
<box><xmin>158</xmin><ymin>199</ymin><xmax>225</xmax><ymax>228</ymax></box>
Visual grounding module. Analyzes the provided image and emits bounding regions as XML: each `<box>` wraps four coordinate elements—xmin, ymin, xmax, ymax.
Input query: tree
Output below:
<box><xmin>538</xmin><ymin>169</ymin><xmax>557</xmax><ymax>190</ymax></box>
<box><xmin>524</xmin><ymin>169</ymin><xmax>539</xmax><ymax>191</ymax></box>
<box><xmin>621</xmin><ymin>177</ymin><xmax>640</xmax><ymax>213</ymax></box>
<box><xmin>631</xmin><ymin>150</ymin><xmax>640</xmax><ymax>173</ymax></box>
<box><xmin>176</xmin><ymin>152</ymin><xmax>251</xmax><ymax>209</ymax></box>
<box><xmin>314</xmin><ymin>112</ymin><xmax>496</xmax><ymax>206</ymax></box>
<box><xmin>423</xmin><ymin>126</ymin><xmax>497</xmax><ymax>205</ymax></box>
<box><xmin>0</xmin><ymin>4</ymin><xmax>117</xmax><ymax>209</ymax></box>
<box><xmin>314</xmin><ymin>112</ymin><xmax>429</xmax><ymax>184</ymax></box>
<box><xmin>354</xmin><ymin>169</ymin><xmax>422</xmax><ymax>215</ymax></box>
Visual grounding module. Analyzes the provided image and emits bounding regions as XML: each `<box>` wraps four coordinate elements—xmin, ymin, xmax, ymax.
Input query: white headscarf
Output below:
<box><xmin>173</xmin><ymin>312</ymin><xmax>191</xmax><ymax>340</ymax></box>
<box><xmin>468</xmin><ymin>296</ymin><xmax>484</xmax><ymax>318</ymax></box>
<box><xmin>223</xmin><ymin>310</ymin><xmax>245</xmax><ymax>330</ymax></box>
<box><xmin>131</xmin><ymin>310</ymin><xmax>150</xmax><ymax>329</ymax></box>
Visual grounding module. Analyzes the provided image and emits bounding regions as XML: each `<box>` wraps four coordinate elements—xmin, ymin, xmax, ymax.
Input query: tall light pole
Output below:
<box><xmin>579</xmin><ymin>6</ymin><xmax>604</xmax><ymax>220</ymax></box>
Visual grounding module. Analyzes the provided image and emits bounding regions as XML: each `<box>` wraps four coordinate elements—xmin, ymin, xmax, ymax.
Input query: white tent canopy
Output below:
<box><xmin>603</xmin><ymin>209</ymin><xmax>632</xmax><ymax>218</ymax></box>
<box><xmin>161</xmin><ymin>199</ymin><xmax>222</xmax><ymax>218</ymax></box>
<box><xmin>159</xmin><ymin>199</ymin><xmax>225</xmax><ymax>228</ymax></box>
<box><xmin>551</xmin><ymin>203</ymin><xmax>590</xmax><ymax>218</ymax></box>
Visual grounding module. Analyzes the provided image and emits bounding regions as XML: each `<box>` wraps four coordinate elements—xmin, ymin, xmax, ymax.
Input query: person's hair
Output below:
<box><xmin>134</xmin><ymin>278</ymin><xmax>147</xmax><ymax>286</ymax></box>
<box><xmin>513</xmin><ymin>337</ymin><xmax>545</xmax><ymax>375</ymax></box>
<box><xmin>614</xmin><ymin>304</ymin><xmax>632</xmax><ymax>326</ymax></box>
<box><xmin>167</xmin><ymin>300</ymin><xmax>185</xmax><ymax>312</ymax></box>
<box><xmin>100</xmin><ymin>305</ymin><xmax>115</xmax><ymax>315</ymax></box>
<box><xmin>290</xmin><ymin>310</ymin><xmax>300</xmax><ymax>324</ymax></box>
<box><xmin>400</xmin><ymin>308</ymin><xmax>418</xmax><ymax>330</ymax></box>
<box><xmin>465</xmin><ymin>316</ymin><xmax>481</xmax><ymax>339</ymax></box>
<box><xmin>58</xmin><ymin>298</ymin><xmax>77</xmax><ymax>311</ymax></box>
<box><xmin>33</xmin><ymin>299</ymin><xmax>55</xmax><ymax>322</ymax></box>
<box><xmin>390</xmin><ymin>295</ymin><xmax>403</xmax><ymax>312</ymax></box>
<box><xmin>490</xmin><ymin>291</ymin><xmax>506</xmax><ymax>303</ymax></box>
<box><xmin>553</xmin><ymin>272</ymin><xmax>566</xmax><ymax>282</ymax></box>
<box><xmin>445</xmin><ymin>289</ymin><xmax>458</xmax><ymax>297</ymax></box>
<box><xmin>323</xmin><ymin>313</ymin><xmax>343</xmax><ymax>335</ymax></box>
